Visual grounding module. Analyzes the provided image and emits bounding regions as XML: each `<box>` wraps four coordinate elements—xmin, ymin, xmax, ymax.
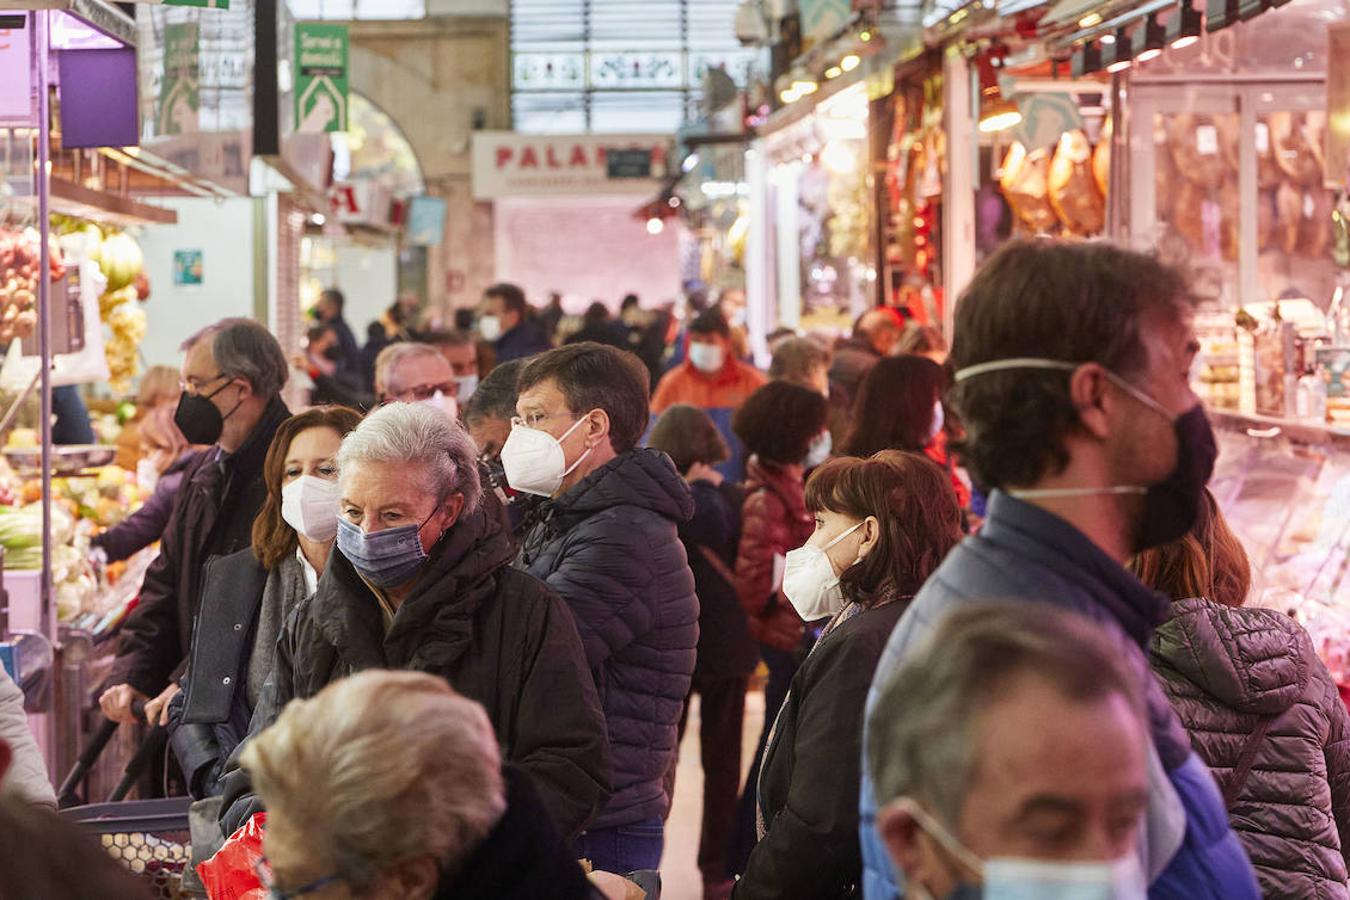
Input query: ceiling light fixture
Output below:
<box><xmin>977</xmin><ymin>51</ymin><xmax>1022</xmax><ymax>134</ymax></box>
<box><xmin>1167</xmin><ymin>1</ymin><xmax>1203</xmax><ymax>48</ymax></box>
<box><xmin>1106</xmin><ymin>27</ymin><xmax>1133</xmax><ymax>72</ymax></box>
<box><xmin>1132</xmin><ymin>13</ymin><xmax>1167</xmax><ymax>61</ymax></box>
<box><xmin>1071</xmin><ymin>40</ymin><xmax>1103</xmax><ymax>77</ymax></box>
<box><xmin>840</xmin><ymin>53</ymin><xmax>862</xmax><ymax>72</ymax></box>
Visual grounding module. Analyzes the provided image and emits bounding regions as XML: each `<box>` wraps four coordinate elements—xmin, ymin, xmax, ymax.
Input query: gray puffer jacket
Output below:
<box><xmin>1152</xmin><ymin>597</ymin><xmax>1350</xmax><ymax>900</ymax></box>
<box><xmin>517</xmin><ymin>448</ymin><xmax>698</xmax><ymax>830</ymax></box>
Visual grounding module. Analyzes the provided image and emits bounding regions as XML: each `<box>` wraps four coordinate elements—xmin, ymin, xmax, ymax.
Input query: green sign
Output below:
<box><xmin>295</xmin><ymin>23</ymin><xmax>349</xmax><ymax>134</ymax></box>
<box><xmin>156</xmin><ymin>22</ymin><xmax>199</xmax><ymax>136</ymax></box>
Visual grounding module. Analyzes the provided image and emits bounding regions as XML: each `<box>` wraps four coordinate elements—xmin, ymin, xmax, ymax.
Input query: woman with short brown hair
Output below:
<box><xmin>1136</xmin><ymin>490</ymin><xmax>1350</xmax><ymax>900</ymax></box>
<box><xmin>736</xmin><ymin>451</ymin><xmax>962</xmax><ymax>900</ymax></box>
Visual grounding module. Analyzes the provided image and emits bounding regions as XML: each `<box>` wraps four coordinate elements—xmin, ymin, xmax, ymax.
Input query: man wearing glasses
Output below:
<box><xmin>373</xmin><ymin>342</ymin><xmax>460</xmax><ymax>420</ymax></box>
<box><xmin>100</xmin><ymin>319</ymin><xmax>291</xmax><ymax>730</ymax></box>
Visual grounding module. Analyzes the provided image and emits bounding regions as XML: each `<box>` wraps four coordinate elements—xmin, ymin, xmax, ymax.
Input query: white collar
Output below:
<box><xmin>296</xmin><ymin>546</ymin><xmax>319</xmax><ymax>596</ymax></box>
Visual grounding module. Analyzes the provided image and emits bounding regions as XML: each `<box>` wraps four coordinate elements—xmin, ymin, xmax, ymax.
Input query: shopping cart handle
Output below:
<box><xmin>57</xmin><ymin>718</ymin><xmax>119</xmax><ymax>809</ymax></box>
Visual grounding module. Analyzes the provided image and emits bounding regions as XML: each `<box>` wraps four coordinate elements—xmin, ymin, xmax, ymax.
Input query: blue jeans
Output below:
<box><xmin>576</xmin><ymin>817</ymin><xmax>665</xmax><ymax>874</ymax></box>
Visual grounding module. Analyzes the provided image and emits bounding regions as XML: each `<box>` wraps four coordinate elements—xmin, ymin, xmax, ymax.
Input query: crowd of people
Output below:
<box><xmin>2</xmin><ymin>239</ymin><xmax>1350</xmax><ymax>900</ymax></box>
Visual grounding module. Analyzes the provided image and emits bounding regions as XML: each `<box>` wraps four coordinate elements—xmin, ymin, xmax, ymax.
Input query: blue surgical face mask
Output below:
<box><xmin>335</xmin><ymin>512</ymin><xmax>439</xmax><ymax>589</ymax></box>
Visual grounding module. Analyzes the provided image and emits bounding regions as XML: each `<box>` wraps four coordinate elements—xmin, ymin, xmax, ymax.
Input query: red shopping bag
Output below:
<box><xmin>197</xmin><ymin>812</ymin><xmax>267</xmax><ymax>900</ymax></box>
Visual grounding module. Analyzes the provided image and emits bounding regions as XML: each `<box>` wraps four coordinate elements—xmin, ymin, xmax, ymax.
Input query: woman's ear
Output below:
<box><xmin>440</xmin><ymin>494</ymin><xmax>466</xmax><ymax>531</ymax></box>
<box><xmin>858</xmin><ymin>516</ymin><xmax>882</xmax><ymax>559</ymax></box>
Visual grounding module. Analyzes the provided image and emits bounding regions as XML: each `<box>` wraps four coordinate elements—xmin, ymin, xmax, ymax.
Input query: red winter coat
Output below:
<box><xmin>734</xmin><ymin>457</ymin><xmax>813</xmax><ymax>652</ymax></box>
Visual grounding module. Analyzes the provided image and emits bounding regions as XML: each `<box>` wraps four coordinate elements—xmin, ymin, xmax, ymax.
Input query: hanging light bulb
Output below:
<box><xmin>977</xmin><ymin>51</ymin><xmax>1022</xmax><ymax>134</ymax></box>
<box><xmin>646</xmin><ymin>217</ymin><xmax>665</xmax><ymax>235</ymax></box>
<box><xmin>840</xmin><ymin>53</ymin><xmax>862</xmax><ymax>72</ymax></box>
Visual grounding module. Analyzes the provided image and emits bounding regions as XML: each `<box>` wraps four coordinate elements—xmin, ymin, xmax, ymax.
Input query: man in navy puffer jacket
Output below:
<box><xmin>859</xmin><ymin>240</ymin><xmax>1259</xmax><ymax>900</ymax></box>
<box><xmin>509</xmin><ymin>343</ymin><xmax>698</xmax><ymax>876</ymax></box>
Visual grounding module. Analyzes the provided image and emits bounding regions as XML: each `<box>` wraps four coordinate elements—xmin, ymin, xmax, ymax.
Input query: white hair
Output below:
<box><xmin>338</xmin><ymin>402</ymin><xmax>482</xmax><ymax>514</ymax></box>
<box><xmin>374</xmin><ymin>342</ymin><xmax>448</xmax><ymax>397</ymax></box>
<box><xmin>242</xmin><ymin>670</ymin><xmax>506</xmax><ymax>889</ymax></box>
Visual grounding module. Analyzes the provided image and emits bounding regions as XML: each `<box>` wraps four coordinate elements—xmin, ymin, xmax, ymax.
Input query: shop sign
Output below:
<box><xmin>471</xmin><ymin>132</ymin><xmax>669</xmax><ymax>199</ymax></box>
<box><xmin>1010</xmin><ymin>93</ymin><xmax>1084</xmax><ymax>152</ymax></box>
<box><xmin>156</xmin><ymin>22</ymin><xmax>199</xmax><ymax>135</ymax></box>
<box><xmin>607</xmin><ymin>148</ymin><xmax>653</xmax><ymax>179</ymax></box>
<box><xmin>406</xmin><ymin>196</ymin><xmax>448</xmax><ymax>247</ymax></box>
<box><xmin>329</xmin><ymin>180</ymin><xmax>393</xmax><ymax>228</ymax></box>
<box><xmin>0</xmin><ymin>17</ymin><xmax>32</xmax><ymax>125</ymax></box>
<box><xmin>295</xmin><ymin>22</ymin><xmax>348</xmax><ymax>134</ymax></box>
<box><xmin>800</xmin><ymin>0</ymin><xmax>852</xmax><ymax>44</ymax></box>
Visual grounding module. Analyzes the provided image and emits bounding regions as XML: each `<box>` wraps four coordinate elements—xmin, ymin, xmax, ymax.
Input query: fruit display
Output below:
<box><xmin>0</xmin><ymin>227</ymin><xmax>66</xmax><ymax>343</ymax></box>
<box><xmin>52</xmin><ymin>216</ymin><xmax>151</xmax><ymax>391</ymax></box>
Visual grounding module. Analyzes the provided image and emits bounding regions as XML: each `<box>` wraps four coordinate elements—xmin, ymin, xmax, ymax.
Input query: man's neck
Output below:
<box><xmin>218</xmin><ymin>402</ymin><xmax>267</xmax><ymax>455</ymax></box>
<box><xmin>1006</xmin><ymin>472</ymin><xmax>1137</xmax><ymax>564</ymax></box>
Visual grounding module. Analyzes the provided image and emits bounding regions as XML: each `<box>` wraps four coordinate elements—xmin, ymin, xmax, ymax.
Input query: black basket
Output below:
<box><xmin>64</xmin><ymin>798</ymin><xmax>192</xmax><ymax>900</ymax></box>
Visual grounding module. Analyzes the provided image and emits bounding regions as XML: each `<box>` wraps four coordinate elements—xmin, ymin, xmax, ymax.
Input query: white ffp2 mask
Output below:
<box><xmin>781</xmin><ymin>519</ymin><xmax>865</xmax><ymax>620</ymax></box>
<box><xmin>500</xmin><ymin>416</ymin><xmax>592</xmax><ymax>497</ymax></box>
<box><xmin>479</xmin><ymin>315</ymin><xmax>503</xmax><ymax>342</ymax></box>
<box><xmin>281</xmin><ymin>475</ymin><xmax>342</xmax><ymax>543</ymax></box>
<box><xmin>688</xmin><ymin>342</ymin><xmax>725</xmax><ymax>373</ymax></box>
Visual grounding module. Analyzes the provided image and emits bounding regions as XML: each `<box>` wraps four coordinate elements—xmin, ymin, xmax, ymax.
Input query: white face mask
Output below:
<box><xmin>896</xmin><ymin>798</ymin><xmax>1148</xmax><ymax>900</ymax></box>
<box><xmin>930</xmin><ymin>400</ymin><xmax>945</xmax><ymax>441</ymax></box>
<box><xmin>281</xmin><ymin>475</ymin><xmax>342</xmax><ymax>543</ymax></box>
<box><xmin>418</xmin><ymin>390</ymin><xmax>459</xmax><ymax>421</ymax></box>
<box><xmin>782</xmin><ymin>519</ymin><xmax>865</xmax><ymax>620</ymax></box>
<box><xmin>479</xmin><ymin>315</ymin><xmax>503</xmax><ymax>343</ymax></box>
<box><xmin>500</xmin><ymin>415</ymin><xmax>593</xmax><ymax>497</ymax></box>
<box><xmin>136</xmin><ymin>458</ymin><xmax>160</xmax><ymax>493</ymax></box>
<box><xmin>688</xmin><ymin>342</ymin><xmax>725</xmax><ymax>373</ymax></box>
<box><xmin>804</xmin><ymin>430</ymin><xmax>833</xmax><ymax>468</ymax></box>
<box><xmin>456</xmin><ymin>374</ymin><xmax>479</xmax><ymax>404</ymax></box>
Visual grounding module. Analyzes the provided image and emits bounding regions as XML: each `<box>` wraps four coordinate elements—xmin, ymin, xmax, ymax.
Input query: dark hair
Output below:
<box><xmin>484</xmin><ymin>283</ymin><xmax>528</xmax><ymax>316</ymax></box>
<box><xmin>1130</xmin><ymin>489</ymin><xmax>1251</xmax><ymax>607</ymax></box>
<box><xmin>842</xmin><ymin>355</ymin><xmax>947</xmax><ymax>456</ymax></box>
<box><xmin>253</xmin><ymin>406</ymin><xmax>363</xmax><ymax>571</ymax></box>
<box><xmin>424</xmin><ymin>330</ymin><xmax>475</xmax><ymax>349</ymax></box>
<box><xmin>306</xmin><ymin>324</ymin><xmax>333</xmax><ymax>344</ymax></box>
<box><xmin>320</xmin><ymin>288</ymin><xmax>345</xmax><ymax>313</ymax></box>
<box><xmin>769</xmin><ymin>337</ymin><xmax>831</xmax><ymax>386</ymax></box>
<box><xmin>584</xmin><ymin>302</ymin><xmax>610</xmax><ymax>324</ymax></box>
<box><xmin>621</xmin><ymin>294</ymin><xmax>640</xmax><ymax>311</ymax></box>
<box><xmin>453</xmin><ymin>309</ymin><xmax>475</xmax><ymax>332</ymax></box>
<box><xmin>690</xmin><ymin>308</ymin><xmax>731</xmax><ymax>340</ymax></box>
<box><xmin>897</xmin><ymin>324</ymin><xmax>946</xmax><ymax>357</ymax></box>
<box><xmin>733</xmin><ymin>381</ymin><xmax>829</xmax><ymax>466</ymax></box>
<box><xmin>647</xmin><ymin>404</ymin><xmax>730</xmax><ymax>474</ymax></box>
<box><xmin>518</xmin><ymin>343</ymin><xmax>651</xmax><ymax>453</ymax></box>
<box><xmin>806</xmin><ymin>451</ymin><xmax>962</xmax><ymax>607</ymax></box>
<box><xmin>951</xmin><ymin>240</ymin><xmax>1194</xmax><ymax>490</ymax></box>
<box><xmin>367</xmin><ymin>321</ymin><xmax>387</xmax><ymax>341</ymax></box>
<box><xmin>464</xmin><ymin>358</ymin><xmax>526</xmax><ymax>426</ymax></box>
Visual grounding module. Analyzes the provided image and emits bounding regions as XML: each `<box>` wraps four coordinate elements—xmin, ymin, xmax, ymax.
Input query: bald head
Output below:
<box><xmin>857</xmin><ymin>310</ymin><xmax>904</xmax><ymax>357</ymax></box>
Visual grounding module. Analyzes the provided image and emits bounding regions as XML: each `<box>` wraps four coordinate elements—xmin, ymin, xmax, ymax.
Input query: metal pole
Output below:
<box><xmin>36</xmin><ymin>11</ymin><xmax>53</xmax><ymax>644</ymax></box>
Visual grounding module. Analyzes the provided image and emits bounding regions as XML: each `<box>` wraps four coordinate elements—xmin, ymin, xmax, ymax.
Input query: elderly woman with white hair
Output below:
<box><xmin>219</xmin><ymin>402</ymin><xmax>611</xmax><ymax>841</ymax></box>
<box><xmin>243</xmin><ymin>670</ymin><xmax>608</xmax><ymax>900</ymax></box>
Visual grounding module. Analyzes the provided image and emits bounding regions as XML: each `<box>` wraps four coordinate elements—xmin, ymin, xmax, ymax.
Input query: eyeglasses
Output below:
<box><xmin>511</xmin><ymin>411</ymin><xmax>571</xmax><ymax>430</ymax></box>
<box><xmin>254</xmin><ymin>858</ymin><xmax>342</xmax><ymax>899</ymax></box>
<box><xmin>396</xmin><ymin>382</ymin><xmax>458</xmax><ymax>402</ymax></box>
<box><xmin>180</xmin><ymin>372</ymin><xmax>230</xmax><ymax>395</ymax></box>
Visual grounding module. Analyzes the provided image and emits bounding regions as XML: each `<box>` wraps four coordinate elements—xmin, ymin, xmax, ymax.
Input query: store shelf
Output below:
<box><xmin>10</xmin><ymin>178</ymin><xmax>180</xmax><ymax>227</ymax></box>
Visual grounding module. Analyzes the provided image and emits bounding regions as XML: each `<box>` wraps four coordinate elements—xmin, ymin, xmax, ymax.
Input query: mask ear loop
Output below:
<box><xmin>558</xmin><ymin>412</ymin><xmax>596</xmax><ymax>480</ymax></box>
<box><xmin>887</xmin><ymin>797</ymin><xmax>986</xmax><ymax>883</ymax></box>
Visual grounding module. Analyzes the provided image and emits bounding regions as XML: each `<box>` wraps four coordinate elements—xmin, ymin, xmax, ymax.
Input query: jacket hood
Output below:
<box><xmin>1152</xmin><ymin>597</ymin><xmax>1307</xmax><ymax>716</ymax></box>
<box><xmin>317</xmin><ymin>504</ymin><xmax>513</xmax><ymax>670</ymax></box>
<box><xmin>551</xmin><ymin>449</ymin><xmax>694</xmax><ymax>525</ymax></box>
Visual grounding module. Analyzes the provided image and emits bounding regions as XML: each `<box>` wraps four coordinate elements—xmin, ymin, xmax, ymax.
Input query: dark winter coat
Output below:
<box><xmin>1152</xmin><ymin>597</ymin><xmax>1350</xmax><ymax>900</ymax></box>
<box><xmin>827</xmin><ymin>337</ymin><xmax>881</xmax><ymax>413</ymax></box>
<box><xmin>682</xmin><ymin>479</ymin><xmax>757</xmax><ymax>679</ymax></box>
<box><xmin>443</xmin><ymin>766</ymin><xmax>602</xmax><ymax>900</ymax></box>
<box><xmin>110</xmin><ymin>397</ymin><xmax>290</xmax><ymax>696</ymax></box>
<box><xmin>735</xmin><ymin>457</ymin><xmax>812</xmax><ymax>653</ymax></box>
<box><xmin>494</xmin><ymin>320</ymin><xmax>552</xmax><ymax>363</ymax></box>
<box><xmin>92</xmin><ymin>451</ymin><xmax>199</xmax><ymax>563</ymax></box>
<box><xmin>739</xmin><ymin>600</ymin><xmax>905</xmax><ymax>900</ymax></box>
<box><xmin>219</xmin><ymin>505</ymin><xmax>612</xmax><ymax>839</ymax></box>
<box><xmin>859</xmin><ymin>490</ymin><xmax>1260</xmax><ymax>900</ymax></box>
<box><xmin>517</xmin><ymin>449</ymin><xmax>698</xmax><ymax>829</ymax></box>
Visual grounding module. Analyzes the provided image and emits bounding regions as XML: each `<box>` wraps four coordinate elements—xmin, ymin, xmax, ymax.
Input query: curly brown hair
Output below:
<box><xmin>252</xmin><ymin>406</ymin><xmax>363</xmax><ymax>571</ymax></box>
<box><xmin>804</xmin><ymin>451</ymin><xmax>962</xmax><ymax>608</ymax></box>
<box><xmin>950</xmin><ymin>240</ymin><xmax>1194</xmax><ymax>490</ymax></box>
<box><xmin>733</xmin><ymin>381</ymin><xmax>829</xmax><ymax>466</ymax></box>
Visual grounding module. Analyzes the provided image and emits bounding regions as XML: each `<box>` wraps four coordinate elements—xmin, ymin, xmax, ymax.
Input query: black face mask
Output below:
<box><xmin>174</xmin><ymin>380</ymin><xmax>241</xmax><ymax>446</ymax></box>
<box><xmin>1134</xmin><ymin>404</ymin><xmax>1217</xmax><ymax>551</ymax></box>
<box><xmin>322</xmin><ymin>345</ymin><xmax>342</xmax><ymax>362</ymax></box>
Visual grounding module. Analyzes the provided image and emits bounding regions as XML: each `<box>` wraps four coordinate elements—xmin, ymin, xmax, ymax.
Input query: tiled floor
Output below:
<box><xmin>660</xmin><ymin>690</ymin><xmax>766</xmax><ymax>900</ymax></box>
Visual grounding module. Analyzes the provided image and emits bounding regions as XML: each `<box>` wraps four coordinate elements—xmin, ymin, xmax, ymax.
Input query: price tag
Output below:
<box><xmin>1255</xmin><ymin>122</ymin><xmax>1270</xmax><ymax>154</ymax></box>
<box><xmin>1196</xmin><ymin>125</ymin><xmax>1219</xmax><ymax>156</ymax></box>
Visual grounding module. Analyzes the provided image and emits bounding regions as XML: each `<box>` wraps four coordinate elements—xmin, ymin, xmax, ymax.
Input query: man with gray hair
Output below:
<box><xmin>102</xmin><ymin>318</ymin><xmax>291</xmax><ymax>727</ymax></box>
<box><xmin>373</xmin><ymin>341</ymin><xmax>459</xmax><ymax>419</ymax></box>
<box><xmin>218</xmin><ymin>402</ymin><xmax>610</xmax><ymax>840</ymax></box>
<box><xmin>869</xmin><ymin>603</ymin><xmax>1151</xmax><ymax>900</ymax></box>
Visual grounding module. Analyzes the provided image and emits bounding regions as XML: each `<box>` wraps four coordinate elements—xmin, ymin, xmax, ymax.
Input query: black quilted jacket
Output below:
<box><xmin>517</xmin><ymin>449</ymin><xmax>698</xmax><ymax>829</ymax></box>
<box><xmin>1152</xmin><ymin>597</ymin><xmax>1350</xmax><ymax>900</ymax></box>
